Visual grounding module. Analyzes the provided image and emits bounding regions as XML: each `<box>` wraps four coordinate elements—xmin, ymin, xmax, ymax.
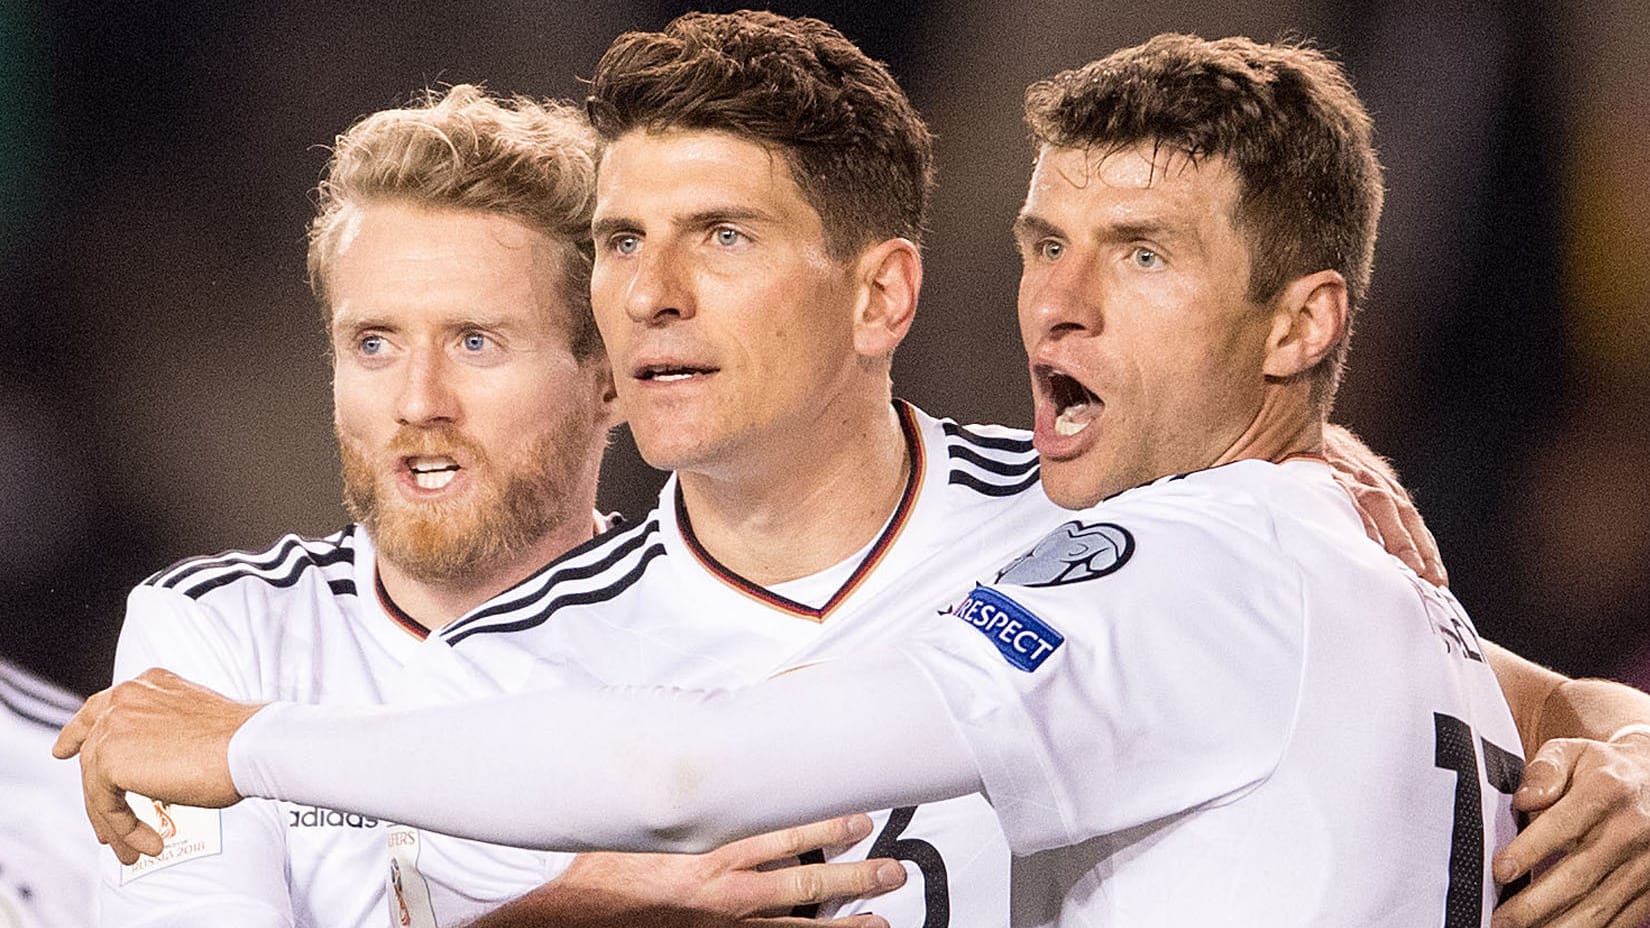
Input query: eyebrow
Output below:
<box><xmin>591</xmin><ymin>215</ymin><xmax>638</xmax><ymax>240</ymax></box>
<box><xmin>1012</xmin><ymin>213</ymin><xmax>1059</xmax><ymax>242</ymax></box>
<box><xmin>592</xmin><ymin>206</ymin><xmax>777</xmax><ymax>241</ymax></box>
<box><xmin>1013</xmin><ymin>212</ymin><xmax>1198</xmax><ymax>248</ymax></box>
<box><xmin>1103</xmin><ymin>218</ymin><xmax>1197</xmax><ymax>244</ymax></box>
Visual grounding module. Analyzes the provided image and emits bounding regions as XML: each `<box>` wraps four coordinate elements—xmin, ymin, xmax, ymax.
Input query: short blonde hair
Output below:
<box><xmin>307</xmin><ymin>84</ymin><xmax>601</xmax><ymax>357</ymax></box>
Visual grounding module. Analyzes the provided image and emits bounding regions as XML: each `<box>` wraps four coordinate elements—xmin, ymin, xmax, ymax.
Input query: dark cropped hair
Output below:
<box><xmin>586</xmin><ymin>10</ymin><xmax>934</xmax><ymax>259</ymax></box>
<box><xmin>1025</xmin><ymin>34</ymin><xmax>1383</xmax><ymax>411</ymax></box>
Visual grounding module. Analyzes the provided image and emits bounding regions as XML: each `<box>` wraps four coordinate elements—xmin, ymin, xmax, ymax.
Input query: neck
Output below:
<box><xmin>373</xmin><ymin>514</ymin><xmax>597</xmax><ymax>632</ymax></box>
<box><xmin>678</xmin><ymin>398</ymin><xmax>910</xmax><ymax>586</ymax></box>
<box><xmin>1214</xmin><ymin>381</ymin><xmax>1323</xmax><ymax>467</ymax></box>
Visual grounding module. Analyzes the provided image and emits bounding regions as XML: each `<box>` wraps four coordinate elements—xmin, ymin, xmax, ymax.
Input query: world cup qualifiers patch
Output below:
<box><xmin>995</xmin><ymin>520</ymin><xmax>1133</xmax><ymax>587</ymax></box>
<box><xmin>947</xmin><ymin>584</ymin><xmax>1064</xmax><ymax>672</ymax></box>
<box><xmin>118</xmin><ymin>795</ymin><xmax>223</xmax><ymax>883</ymax></box>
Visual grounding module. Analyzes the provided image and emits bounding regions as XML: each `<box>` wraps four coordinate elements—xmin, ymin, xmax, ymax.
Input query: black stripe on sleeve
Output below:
<box><xmin>946</xmin><ymin>442</ymin><xmax>1039</xmax><ymax>477</ymax></box>
<box><xmin>441</xmin><ymin>519</ymin><xmax>661</xmax><ymax>640</ymax></box>
<box><xmin>940</xmin><ymin>420</ymin><xmax>1035</xmax><ymax>453</ymax></box>
<box><xmin>949</xmin><ymin>467</ymin><xmax>1042</xmax><ymax>497</ymax></box>
<box><xmin>445</xmin><ymin>542</ymin><xmax>668</xmax><ymax>645</ymax></box>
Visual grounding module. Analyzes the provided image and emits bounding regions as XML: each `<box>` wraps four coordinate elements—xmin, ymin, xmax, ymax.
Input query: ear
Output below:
<box><xmin>1263</xmin><ymin>269</ymin><xmax>1347</xmax><ymax>379</ymax></box>
<box><xmin>851</xmin><ymin>237</ymin><xmax>922</xmax><ymax>359</ymax></box>
<box><xmin>587</xmin><ymin>354</ymin><xmax>624</xmax><ymax>429</ymax></box>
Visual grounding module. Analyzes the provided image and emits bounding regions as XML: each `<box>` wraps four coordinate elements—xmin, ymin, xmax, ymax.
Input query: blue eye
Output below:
<box><xmin>611</xmin><ymin>234</ymin><xmax>640</xmax><ymax>256</ymax></box>
<box><xmin>713</xmin><ymin>227</ymin><xmax>744</xmax><ymax>247</ymax></box>
<box><xmin>462</xmin><ymin>333</ymin><xmax>488</xmax><ymax>351</ymax></box>
<box><xmin>1132</xmin><ymin>247</ymin><xmax>1162</xmax><ymax>269</ymax></box>
<box><xmin>360</xmin><ymin>335</ymin><xmax>385</xmax><ymax>355</ymax></box>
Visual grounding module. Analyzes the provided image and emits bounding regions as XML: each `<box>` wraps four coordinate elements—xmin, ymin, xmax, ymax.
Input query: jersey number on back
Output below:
<box><xmin>790</xmin><ymin>805</ymin><xmax>950</xmax><ymax>926</ymax></box>
<box><xmin>1435</xmin><ymin>712</ymin><xmax>1525</xmax><ymax>927</ymax></box>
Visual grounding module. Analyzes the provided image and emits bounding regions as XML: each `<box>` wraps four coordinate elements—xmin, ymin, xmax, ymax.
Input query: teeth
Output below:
<box><xmin>654</xmin><ymin>372</ymin><xmax>694</xmax><ymax>382</ymax></box>
<box><xmin>1054</xmin><ymin>404</ymin><xmax>1090</xmax><ymax>437</ymax></box>
<box><xmin>413</xmin><ymin>469</ymin><xmax>456</xmax><ymax>490</ymax></box>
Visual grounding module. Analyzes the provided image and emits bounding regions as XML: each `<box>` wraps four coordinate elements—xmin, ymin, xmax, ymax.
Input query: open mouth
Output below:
<box><xmin>635</xmin><ymin>363</ymin><xmax>719</xmax><ymax>383</ymax></box>
<box><xmin>406</xmin><ymin>456</ymin><xmax>459</xmax><ymax>490</ymax></box>
<box><xmin>1037</xmin><ymin>365</ymin><xmax>1102</xmax><ymax>437</ymax></box>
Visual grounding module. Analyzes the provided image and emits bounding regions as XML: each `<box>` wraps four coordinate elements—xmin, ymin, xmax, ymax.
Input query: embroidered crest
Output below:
<box><xmin>996</xmin><ymin>520</ymin><xmax>1134</xmax><ymax>587</ymax></box>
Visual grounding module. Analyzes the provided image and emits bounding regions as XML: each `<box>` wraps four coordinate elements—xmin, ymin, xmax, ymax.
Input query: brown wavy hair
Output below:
<box><xmin>1026</xmin><ymin>35</ymin><xmax>1384</xmax><ymax>411</ymax></box>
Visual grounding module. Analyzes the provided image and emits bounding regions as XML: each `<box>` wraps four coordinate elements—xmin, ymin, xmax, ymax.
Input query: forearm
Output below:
<box><xmin>230</xmin><ymin>654</ymin><xmax>980</xmax><ymax>852</ymax></box>
<box><xmin>1486</xmin><ymin>640</ymin><xmax>1650</xmax><ymax>757</ymax></box>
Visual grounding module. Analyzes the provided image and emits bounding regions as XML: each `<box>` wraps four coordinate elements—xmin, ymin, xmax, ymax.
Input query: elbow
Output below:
<box><xmin>620</xmin><ymin>755</ymin><xmax>746</xmax><ymax>854</ymax></box>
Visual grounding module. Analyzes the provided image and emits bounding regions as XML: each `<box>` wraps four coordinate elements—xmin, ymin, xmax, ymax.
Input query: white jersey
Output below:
<box><xmin>905</xmin><ymin>458</ymin><xmax>1523</xmax><ymax>927</ymax></box>
<box><xmin>0</xmin><ymin>659</ymin><xmax>98</xmax><ymax>928</ymax></box>
<box><xmin>103</xmin><ymin>528</ymin><xmax>566</xmax><ymax>928</ymax></box>
<box><xmin>403</xmin><ymin>401</ymin><xmax>1064</xmax><ymax>927</ymax></box>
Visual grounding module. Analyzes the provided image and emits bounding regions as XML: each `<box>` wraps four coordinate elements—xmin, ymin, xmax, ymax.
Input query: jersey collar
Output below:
<box><xmin>673</xmin><ymin>400</ymin><xmax>926</xmax><ymax>622</ymax></box>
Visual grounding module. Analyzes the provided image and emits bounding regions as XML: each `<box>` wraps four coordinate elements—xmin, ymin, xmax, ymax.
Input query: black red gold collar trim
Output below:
<box><xmin>375</xmin><ymin>567</ymin><xmax>430</xmax><ymax>641</ymax></box>
<box><xmin>674</xmin><ymin>400</ymin><xmax>925</xmax><ymax>623</ymax></box>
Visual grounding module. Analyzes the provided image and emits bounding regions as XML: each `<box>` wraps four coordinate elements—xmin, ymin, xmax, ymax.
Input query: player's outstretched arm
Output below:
<box><xmin>58</xmin><ymin>659</ymin><xmax>979</xmax><ymax>858</ymax></box>
<box><xmin>1484</xmin><ymin>642</ymin><xmax>1650</xmax><ymax>928</ymax></box>
<box><xmin>52</xmin><ymin>668</ymin><xmax>257</xmax><ymax>864</ymax></box>
<box><xmin>468</xmin><ymin>815</ymin><xmax>905</xmax><ymax>928</ymax></box>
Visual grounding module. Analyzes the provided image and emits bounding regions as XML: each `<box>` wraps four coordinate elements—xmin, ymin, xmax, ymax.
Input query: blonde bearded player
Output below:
<box><xmin>95</xmin><ymin>86</ymin><xmax>895</xmax><ymax>928</ymax></box>
<box><xmin>61</xmin><ymin>25</ymin><xmax>1650</xmax><ymax>928</ymax></box>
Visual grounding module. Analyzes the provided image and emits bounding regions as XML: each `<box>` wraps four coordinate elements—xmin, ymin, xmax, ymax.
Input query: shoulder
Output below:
<box><xmin>1024</xmin><ymin>461</ymin><xmax>1297</xmax><ymax>573</ymax></box>
<box><xmin>927</xmin><ymin>413</ymin><xmax>1042</xmax><ymax>500</ymax></box>
<box><xmin>970</xmin><ymin>461</ymin><xmax>1319</xmax><ymax>636</ymax></box>
<box><xmin>440</xmin><ymin>513</ymin><xmax>668</xmax><ymax>646</ymax></box>
<box><xmin>140</xmin><ymin>525</ymin><xmax>361</xmax><ymax>602</ymax></box>
<box><xmin>0</xmin><ymin>657</ymin><xmax>81</xmax><ymax>731</ymax></box>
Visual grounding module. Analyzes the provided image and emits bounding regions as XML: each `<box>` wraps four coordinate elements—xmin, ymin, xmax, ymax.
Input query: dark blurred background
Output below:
<box><xmin>3</xmin><ymin>1</ymin><xmax>1646</xmax><ymax>696</ymax></box>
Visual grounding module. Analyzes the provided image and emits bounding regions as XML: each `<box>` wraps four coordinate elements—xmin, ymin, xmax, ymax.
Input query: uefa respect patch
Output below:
<box><xmin>948</xmin><ymin>584</ymin><xmax>1064</xmax><ymax>672</ymax></box>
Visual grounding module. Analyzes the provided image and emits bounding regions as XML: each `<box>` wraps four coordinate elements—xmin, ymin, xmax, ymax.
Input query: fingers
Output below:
<box><xmin>1345</xmin><ymin>483</ymin><xmax>1386</xmax><ymax>547</ymax></box>
<box><xmin>1492</xmin><ymin>834</ymin><xmax>1650</xmax><ymax>928</ymax></box>
<box><xmin>1602</xmin><ymin>888</ymin><xmax>1650</xmax><ymax>928</ymax></box>
<box><xmin>767</xmin><ymin>858</ymin><xmax>907</xmax><ymax>907</ymax></box>
<box><xmin>753</xmin><ymin>914</ymin><xmax>890</xmax><ymax>928</ymax></box>
<box><xmin>1352</xmin><ymin>482</ymin><xmax>1427</xmax><ymax>577</ymax></box>
<box><xmin>1494</xmin><ymin>737</ymin><xmax>1650</xmax><ymax>926</ymax></box>
<box><xmin>1495</xmin><ymin>784</ymin><xmax>1596</xmax><ymax>885</ymax></box>
<box><xmin>1514</xmin><ymin>740</ymin><xmax>1586</xmax><ymax>815</ymax></box>
<box><xmin>728</xmin><ymin>856</ymin><xmax>906</xmax><ymax>917</ymax></box>
<box><xmin>52</xmin><ymin>691</ymin><xmax>105</xmax><ymax>759</ymax></box>
<box><xmin>81</xmin><ymin>782</ymin><xmax>162</xmax><ymax>865</ymax></box>
<box><xmin>83</xmin><ymin>761</ymin><xmax>165</xmax><ymax>861</ymax></box>
<box><xmin>722</xmin><ymin>815</ymin><xmax>875</xmax><ymax>869</ymax></box>
<box><xmin>1385</xmin><ymin>478</ymin><xmax>1447</xmax><ymax>587</ymax></box>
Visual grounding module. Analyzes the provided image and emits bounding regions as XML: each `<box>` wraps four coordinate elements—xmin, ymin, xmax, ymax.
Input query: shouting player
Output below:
<box><xmin>96</xmin><ymin>85</ymin><xmax>892</xmax><ymax>928</ymax></box>
<box><xmin>63</xmin><ymin>22</ymin><xmax>1650</xmax><ymax>928</ymax></box>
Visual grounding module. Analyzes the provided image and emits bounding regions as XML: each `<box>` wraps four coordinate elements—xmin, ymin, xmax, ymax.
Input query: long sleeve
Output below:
<box><xmin>231</xmin><ymin>652</ymin><xmax>980</xmax><ymax>853</ymax></box>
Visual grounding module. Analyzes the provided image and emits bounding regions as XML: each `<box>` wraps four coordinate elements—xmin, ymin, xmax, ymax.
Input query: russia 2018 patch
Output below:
<box><xmin>948</xmin><ymin>584</ymin><xmax>1063</xmax><ymax>672</ymax></box>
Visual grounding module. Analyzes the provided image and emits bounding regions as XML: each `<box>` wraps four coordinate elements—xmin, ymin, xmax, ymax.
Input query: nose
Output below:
<box><xmin>623</xmin><ymin>242</ymin><xmax>695</xmax><ymax>325</ymax></box>
<box><xmin>1019</xmin><ymin>254</ymin><xmax>1100</xmax><ymax>348</ymax></box>
<box><xmin>395</xmin><ymin>347</ymin><xmax>459</xmax><ymax>427</ymax></box>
